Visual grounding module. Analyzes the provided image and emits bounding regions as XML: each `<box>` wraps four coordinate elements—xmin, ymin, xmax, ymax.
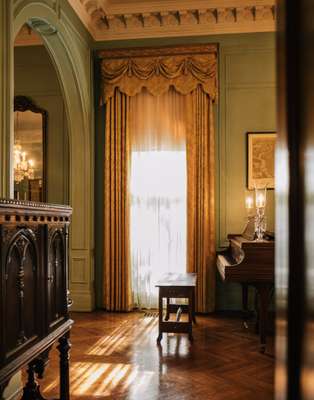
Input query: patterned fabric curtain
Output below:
<box><xmin>99</xmin><ymin>45</ymin><xmax>218</xmax><ymax>104</ymax></box>
<box><xmin>186</xmin><ymin>86</ymin><xmax>216</xmax><ymax>312</ymax></box>
<box><xmin>100</xmin><ymin>45</ymin><xmax>217</xmax><ymax>313</ymax></box>
<box><xmin>103</xmin><ymin>89</ymin><xmax>132</xmax><ymax>311</ymax></box>
<box><xmin>129</xmin><ymin>88</ymin><xmax>188</xmax><ymax>309</ymax></box>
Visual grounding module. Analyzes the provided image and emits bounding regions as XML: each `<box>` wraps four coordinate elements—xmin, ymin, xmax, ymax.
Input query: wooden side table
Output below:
<box><xmin>155</xmin><ymin>273</ymin><xmax>197</xmax><ymax>343</ymax></box>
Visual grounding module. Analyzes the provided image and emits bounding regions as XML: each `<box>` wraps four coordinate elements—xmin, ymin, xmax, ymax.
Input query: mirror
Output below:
<box><xmin>14</xmin><ymin>96</ymin><xmax>47</xmax><ymax>202</ymax></box>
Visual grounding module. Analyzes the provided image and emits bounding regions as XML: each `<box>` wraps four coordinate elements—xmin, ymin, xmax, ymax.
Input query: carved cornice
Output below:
<box><xmin>99</xmin><ymin>43</ymin><xmax>218</xmax><ymax>102</ymax></box>
<box><xmin>0</xmin><ymin>198</ymin><xmax>72</xmax><ymax>223</ymax></box>
<box><xmin>68</xmin><ymin>0</ymin><xmax>276</xmax><ymax>42</ymax></box>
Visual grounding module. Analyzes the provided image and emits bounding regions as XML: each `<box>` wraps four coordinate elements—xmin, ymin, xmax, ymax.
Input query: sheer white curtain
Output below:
<box><xmin>130</xmin><ymin>88</ymin><xmax>188</xmax><ymax>308</ymax></box>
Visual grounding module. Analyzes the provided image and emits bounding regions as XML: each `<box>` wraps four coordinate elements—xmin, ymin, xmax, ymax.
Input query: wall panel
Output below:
<box><xmin>216</xmin><ymin>40</ymin><xmax>276</xmax><ymax>310</ymax></box>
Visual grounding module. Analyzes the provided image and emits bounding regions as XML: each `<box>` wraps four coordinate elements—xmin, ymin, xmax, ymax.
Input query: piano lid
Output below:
<box><xmin>217</xmin><ymin>233</ymin><xmax>275</xmax><ymax>284</ymax></box>
<box><xmin>228</xmin><ymin>234</ymin><xmax>274</xmax><ymax>249</ymax></box>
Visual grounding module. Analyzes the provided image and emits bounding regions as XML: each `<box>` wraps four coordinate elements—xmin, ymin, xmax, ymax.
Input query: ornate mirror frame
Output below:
<box><xmin>14</xmin><ymin>95</ymin><xmax>48</xmax><ymax>202</ymax></box>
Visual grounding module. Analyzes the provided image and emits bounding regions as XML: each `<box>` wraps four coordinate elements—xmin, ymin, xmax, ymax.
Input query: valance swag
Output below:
<box><xmin>98</xmin><ymin>44</ymin><xmax>218</xmax><ymax>103</ymax></box>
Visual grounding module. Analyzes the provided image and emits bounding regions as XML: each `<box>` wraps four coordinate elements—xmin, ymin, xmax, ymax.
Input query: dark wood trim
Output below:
<box><xmin>0</xmin><ymin>199</ymin><xmax>72</xmax><ymax>220</ymax></box>
<box><xmin>57</xmin><ymin>334</ymin><xmax>71</xmax><ymax>400</ymax></box>
<box><xmin>0</xmin><ymin>320</ymin><xmax>73</xmax><ymax>386</ymax></box>
<box><xmin>0</xmin><ymin>200</ymin><xmax>73</xmax><ymax>399</ymax></box>
<box><xmin>156</xmin><ymin>274</ymin><xmax>197</xmax><ymax>344</ymax></box>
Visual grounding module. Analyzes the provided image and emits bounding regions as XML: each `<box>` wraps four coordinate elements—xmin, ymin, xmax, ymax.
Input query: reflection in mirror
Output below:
<box><xmin>14</xmin><ymin>96</ymin><xmax>47</xmax><ymax>202</ymax></box>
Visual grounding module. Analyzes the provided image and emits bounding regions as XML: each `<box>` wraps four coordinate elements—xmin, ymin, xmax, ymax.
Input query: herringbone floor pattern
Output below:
<box><xmin>37</xmin><ymin>311</ymin><xmax>274</xmax><ymax>400</ymax></box>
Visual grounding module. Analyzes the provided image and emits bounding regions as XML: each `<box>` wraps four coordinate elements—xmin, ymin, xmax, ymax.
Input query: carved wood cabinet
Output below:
<box><xmin>0</xmin><ymin>199</ymin><xmax>73</xmax><ymax>400</ymax></box>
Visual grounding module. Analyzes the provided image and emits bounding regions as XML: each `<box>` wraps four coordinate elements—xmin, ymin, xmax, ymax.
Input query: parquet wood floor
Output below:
<box><xmin>36</xmin><ymin>311</ymin><xmax>274</xmax><ymax>400</ymax></box>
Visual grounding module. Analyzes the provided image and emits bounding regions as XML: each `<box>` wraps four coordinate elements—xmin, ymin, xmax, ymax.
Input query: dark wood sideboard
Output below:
<box><xmin>0</xmin><ymin>199</ymin><xmax>73</xmax><ymax>400</ymax></box>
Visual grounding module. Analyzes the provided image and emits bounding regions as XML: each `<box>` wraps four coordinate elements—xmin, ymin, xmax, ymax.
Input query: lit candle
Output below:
<box><xmin>245</xmin><ymin>196</ymin><xmax>254</xmax><ymax>209</ymax></box>
<box><xmin>256</xmin><ymin>192</ymin><xmax>266</xmax><ymax>208</ymax></box>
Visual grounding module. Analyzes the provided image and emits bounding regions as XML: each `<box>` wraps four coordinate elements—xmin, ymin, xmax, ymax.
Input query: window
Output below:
<box><xmin>131</xmin><ymin>150</ymin><xmax>187</xmax><ymax>308</ymax></box>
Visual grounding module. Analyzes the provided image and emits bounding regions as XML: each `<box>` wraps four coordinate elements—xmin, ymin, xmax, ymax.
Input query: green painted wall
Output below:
<box><xmin>215</xmin><ymin>33</ymin><xmax>276</xmax><ymax>310</ymax></box>
<box><xmin>14</xmin><ymin>45</ymin><xmax>69</xmax><ymax>205</ymax></box>
<box><xmin>95</xmin><ymin>32</ymin><xmax>276</xmax><ymax>311</ymax></box>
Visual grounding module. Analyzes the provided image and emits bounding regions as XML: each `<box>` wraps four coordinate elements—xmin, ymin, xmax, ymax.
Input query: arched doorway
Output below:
<box><xmin>11</xmin><ymin>1</ymin><xmax>94</xmax><ymax>312</ymax></box>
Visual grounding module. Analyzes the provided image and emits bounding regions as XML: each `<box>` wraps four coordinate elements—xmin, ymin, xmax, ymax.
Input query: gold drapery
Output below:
<box><xmin>129</xmin><ymin>88</ymin><xmax>188</xmax><ymax>308</ymax></box>
<box><xmin>101</xmin><ymin>45</ymin><xmax>217</xmax><ymax>313</ymax></box>
<box><xmin>186</xmin><ymin>86</ymin><xmax>216</xmax><ymax>312</ymax></box>
<box><xmin>99</xmin><ymin>45</ymin><xmax>218</xmax><ymax>103</ymax></box>
<box><xmin>103</xmin><ymin>89</ymin><xmax>132</xmax><ymax>311</ymax></box>
<box><xmin>129</xmin><ymin>87</ymin><xmax>187</xmax><ymax>151</ymax></box>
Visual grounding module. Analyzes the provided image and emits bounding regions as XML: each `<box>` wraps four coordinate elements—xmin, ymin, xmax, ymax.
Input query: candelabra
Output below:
<box><xmin>244</xmin><ymin>187</ymin><xmax>267</xmax><ymax>241</ymax></box>
<box><xmin>254</xmin><ymin>187</ymin><xmax>267</xmax><ymax>241</ymax></box>
<box><xmin>243</xmin><ymin>190</ymin><xmax>255</xmax><ymax>240</ymax></box>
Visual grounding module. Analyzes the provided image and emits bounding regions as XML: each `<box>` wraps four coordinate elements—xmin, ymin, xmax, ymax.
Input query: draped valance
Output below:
<box><xmin>98</xmin><ymin>44</ymin><xmax>218</xmax><ymax>103</ymax></box>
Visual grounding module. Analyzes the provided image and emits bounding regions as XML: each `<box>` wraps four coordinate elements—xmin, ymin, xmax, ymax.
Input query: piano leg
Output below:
<box><xmin>255</xmin><ymin>289</ymin><xmax>260</xmax><ymax>334</ymax></box>
<box><xmin>58</xmin><ymin>334</ymin><xmax>71</xmax><ymax>400</ymax></box>
<box><xmin>192</xmin><ymin>289</ymin><xmax>196</xmax><ymax>324</ymax></box>
<box><xmin>256</xmin><ymin>284</ymin><xmax>272</xmax><ymax>353</ymax></box>
<box><xmin>242</xmin><ymin>284</ymin><xmax>249</xmax><ymax>329</ymax></box>
<box><xmin>165</xmin><ymin>297</ymin><xmax>170</xmax><ymax>321</ymax></box>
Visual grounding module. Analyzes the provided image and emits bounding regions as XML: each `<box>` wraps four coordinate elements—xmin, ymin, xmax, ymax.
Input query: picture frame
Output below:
<box><xmin>247</xmin><ymin>132</ymin><xmax>276</xmax><ymax>190</ymax></box>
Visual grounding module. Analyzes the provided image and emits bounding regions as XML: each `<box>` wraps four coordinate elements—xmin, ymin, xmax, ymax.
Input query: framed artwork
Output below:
<box><xmin>247</xmin><ymin>132</ymin><xmax>276</xmax><ymax>189</ymax></box>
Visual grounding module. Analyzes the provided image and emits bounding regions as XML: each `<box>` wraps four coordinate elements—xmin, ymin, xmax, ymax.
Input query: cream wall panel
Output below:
<box><xmin>225</xmin><ymin>86</ymin><xmax>276</xmax><ymax>235</ymax></box>
<box><xmin>226</xmin><ymin>50</ymin><xmax>276</xmax><ymax>86</ymax></box>
<box><xmin>218</xmin><ymin>46</ymin><xmax>276</xmax><ymax>248</ymax></box>
<box><xmin>71</xmin><ymin>257</ymin><xmax>88</xmax><ymax>284</ymax></box>
<box><xmin>71</xmin><ymin>291</ymin><xmax>95</xmax><ymax>312</ymax></box>
<box><xmin>70</xmin><ymin>250</ymin><xmax>94</xmax><ymax>312</ymax></box>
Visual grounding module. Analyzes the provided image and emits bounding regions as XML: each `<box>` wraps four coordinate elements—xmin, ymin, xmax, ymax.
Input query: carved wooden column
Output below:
<box><xmin>57</xmin><ymin>335</ymin><xmax>71</xmax><ymax>400</ymax></box>
<box><xmin>21</xmin><ymin>361</ymin><xmax>45</xmax><ymax>400</ymax></box>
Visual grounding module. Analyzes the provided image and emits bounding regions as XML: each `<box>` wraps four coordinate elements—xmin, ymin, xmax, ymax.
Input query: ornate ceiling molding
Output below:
<box><xmin>68</xmin><ymin>0</ymin><xmax>276</xmax><ymax>41</ymax></box>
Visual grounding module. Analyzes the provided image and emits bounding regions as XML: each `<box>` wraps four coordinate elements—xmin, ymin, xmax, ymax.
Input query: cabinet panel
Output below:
<box><xmin>4</xmin><ymin>230</ymin><xmax>41</xmax><ymax>361</ymax></box>
<box><xmin>0</xmin><ymin>199</ymin><xmax>72</xmax><ymax>397</ymax></box>
<box><xmin>47</xmin><ymin>229</ymin><xmax>67</xmax><ymax>330</ymax></box>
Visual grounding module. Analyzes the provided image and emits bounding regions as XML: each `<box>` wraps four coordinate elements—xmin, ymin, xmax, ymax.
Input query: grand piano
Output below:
<box><xmin>217</xmin><ymin>234</ymin><xmax>274</xmax><ymax>352</ymax></box>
